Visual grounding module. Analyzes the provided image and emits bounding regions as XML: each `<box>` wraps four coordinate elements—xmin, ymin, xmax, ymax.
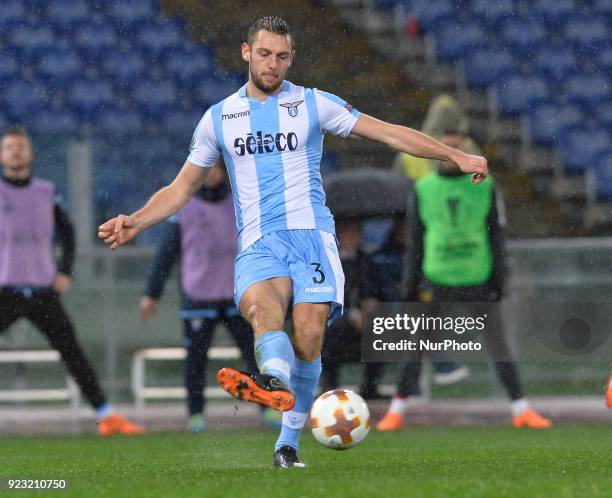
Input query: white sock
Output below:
<box><xmin>511</xmin><ymin>398</ymin><xmax>531</xmax><ymax>417</ymax></box>
<box><xmin>389</xmin><ymin>396</ymin><xmax>409</xmax><ymax>417</ymax></box>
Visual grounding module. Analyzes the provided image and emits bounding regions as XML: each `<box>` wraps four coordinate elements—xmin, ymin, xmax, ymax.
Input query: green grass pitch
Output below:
<box><xmin>1</xmin><ymin>426</ymin><xmax>610</xmax><ymax>498</ymax></box>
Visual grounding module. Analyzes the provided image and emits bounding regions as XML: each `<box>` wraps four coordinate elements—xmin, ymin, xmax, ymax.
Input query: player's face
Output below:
<box><xmin>242</xmin><ymin>30</ymin><xmax>294</xmax><ymax>94</ymax></box>
<box><xmin>1</xmin><ymin>134</ymin><xmax>34</xmax><ymax>173</ymax></box>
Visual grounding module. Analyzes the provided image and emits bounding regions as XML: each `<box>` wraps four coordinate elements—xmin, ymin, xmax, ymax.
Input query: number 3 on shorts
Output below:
<box><xmin>310</xmin><ymin>262</ymin><xmax>326</xmax><ymax>284</ymax></box>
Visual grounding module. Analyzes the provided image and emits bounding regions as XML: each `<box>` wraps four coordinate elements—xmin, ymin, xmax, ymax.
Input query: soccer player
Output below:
<box><xmin>139</xmin><ymin>162</ymin><xmax>280</xmax><ymax>431</ymax></box>
<box><xmin>98</xmin><ymin>17</ymin><xmax>488</xmax><ymax>467</ymax></box>
<box><xmin>607</xmin><ymin>368</ymin><xmax>612</xmax><ymax>408</ymax></box>
<box><xmin>376</xmin><ymin>128</ymin><xmax>552</xmax><ymax>431</ymax></box>
<box><xmin>0</xmin><ymin>126</ymin><xmax>144</xmax><ymax>436</ymax></box>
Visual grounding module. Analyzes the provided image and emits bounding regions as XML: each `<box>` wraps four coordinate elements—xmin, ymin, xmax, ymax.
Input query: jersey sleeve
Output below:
<box><xmin>187</xmin><ymin>109</ymin><xmax>220</xmax><ymax>168</ymax></box>
<box><xmin>313</xmin><ymin>89</ymin><xmax>361</xmax><ymax>138</ymax></box>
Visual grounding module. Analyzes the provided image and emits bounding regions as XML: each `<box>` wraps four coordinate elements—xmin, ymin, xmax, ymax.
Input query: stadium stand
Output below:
<box><xmin>332</xmin><ymin>0</ymin><xmax>611</xmax><ymax>233</ymax></box>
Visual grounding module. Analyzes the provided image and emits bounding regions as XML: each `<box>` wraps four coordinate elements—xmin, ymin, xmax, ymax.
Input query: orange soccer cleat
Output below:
<box><xmin>98</xmin><ymin>414</ymin><xmax>146</xmax><ymax>436</ymax></box>
<box><xmin>217</xmin><ymin>368</ymin><xmax>295</xmax><ymax>412</ymax></box>
<box><xmin>376</xmin><ymin>411</ymin><xmax>405</xmax><ymax>432</ymax></box>
<box><xmin>606</xmin><ymin>372</ymin><xmax>612</xmax><ymax>409</ymax></box>
<box><xmin>512</xmin><ymin>409</ymin><xmax>553</xmax><ymax>429</ymax></box>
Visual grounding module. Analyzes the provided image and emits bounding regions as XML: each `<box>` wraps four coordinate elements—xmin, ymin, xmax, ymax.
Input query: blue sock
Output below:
<box><xmin>95</xmin><ymin>403</ymin><xmax>114</xmax><ymax>420</ymax></box>
<box><xmin>254</xmin><ymin>331</ymin><xmax>294</xmax><ymax>386</ymax></box>
<box><xmin>275</xmin><ymin>356</ymin><xmax>322</xmax><ymax>452</ymax></box>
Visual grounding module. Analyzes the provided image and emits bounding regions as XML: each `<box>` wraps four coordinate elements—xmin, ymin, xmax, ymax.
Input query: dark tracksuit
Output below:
<box><xmin>396</xmin><ymin>169</ymin><xmax>523</xmax><ymax>400</ymax></box>
<box><xmin>143</xmin><ymin>188</ymin><xmax>258</xmax><ymax>416</ymax></box>
<box><xmin>0</xmin><ymin>175</ymin><xmax>106</xmax><ymax>408</ymax></box>
<box><xmin>321</xmin><ymin>248</ymin><xmax>384</xmax><ymax>398</ymax></box>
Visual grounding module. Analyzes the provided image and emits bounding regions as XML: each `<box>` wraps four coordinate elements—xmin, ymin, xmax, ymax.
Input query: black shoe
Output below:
<box><xmin>217</xmin><ymin>368</ymin><xmax>295</xmax><ymax>411</ymax></box>
<box><xmin>273</xmin><ymin>446</ymin><xmax>306</xmax><ymax>468</ymax></box>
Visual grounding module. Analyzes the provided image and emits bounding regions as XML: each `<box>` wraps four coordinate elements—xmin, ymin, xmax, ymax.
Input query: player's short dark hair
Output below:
<box><xmin>247</xmin><ymin>16</ymin><xmax>293</xmax><ymax>48</ymax></box>
<box><xmin>1</xmin><ymin>125</ymin><xmax>30</xmax><ymax>140</ymax></box>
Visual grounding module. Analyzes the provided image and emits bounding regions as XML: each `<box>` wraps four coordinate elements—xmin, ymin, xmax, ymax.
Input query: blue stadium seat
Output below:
<box><xmin>102</xmin><ymin>50</ymin><xmax>146</xmax><ymax>87</ymax></box>
<box><xmin>0</xmin><ymin>53</ymin><xmax>20</xmax><ymax>83</ymax></box>
<box><xmin>74</xmin><ymin>20</ymin><xmax>120</xmax><ymax>61</ymax></box>
<box><xmin>558</xmin><ymin>126</ymin><xmax>611</xmax><ymax>174</ymax></box>
<box><xmin>592</xmin><ymin>153</ymin><xmax>612</xmax><ymax>200</ymax></box>
<box><xmin>132</xmin><ymin>80</ymin><xmax>179</xmax><ymax>118</ymax></box>
<box><xmin>0</xmin><ymin>0</ymin><xmax>29</xmax><ymax>29</ymax></box>
<box><xmin>194</xmin><ymin>78</ymin><xmax>238</xmax><ymax>109</ymax></box>
<box><xmin>526</xmin><ymin>103</ymin><xmax>584</xmax><ymax>146</ymax></box>
<box><xmin>494</xmin><ymin>73</ymin><xmax>550</xmax><ymax>117</ymax></box>
<box><xmin>469</xmin><ymin>0</ymin><xmax>515</xmax><ymax>28</ymax></box>
<box><xmin>136</xmin><ymin>18</ymin><xmax>186</xmax><ymax>60</ymax></box>
<box><xmin>109</xmin><ymin>0</ymin><xmax>156</xmax><ymax>29</ymax></box>
<box><xmin>593</xmin><ymin>0</ymin><xmax>612</xmax><ymax>18</ymax></box>
<box><xmin>36</xmin><ymin>49</ymin><xmax>83</xmax><ymax>84</ymax></box>
<box><xmin>162</xmin><ymin>109</ymin><xmax>203</xmax><ymax>136</ymax></box>
<box><xmin>67</xmin><ymin>79</ymin><xmax>115</xmax><ymax>118</ymax></box>
<box><xmin>564</xmin><ymin>73</ymin><xmax>610</xmax><ymax>110</ymax></box>
<box><xmin>501</xmin><ymin>19</ymin><xmax>546</xmax><ymax>56</ymax></box>
<box><xmin>463</xmin><ymin>47</ymin><xmax>514</xmax><ymax>88</ymax></box>
<box><xmin>28</xmin><ymin>109</ymin><xmax>79</xmax><ymax>134</ymax></box>
<box><xmin>410</xmin><ymin>0</ymin><xmax>455</xmax><ymax>31</ymax></box>
<box><xmin>596</xmin><ymin>100</ymin><xmax>612</xmax><ymax>129</ymax></box>
<box><xmin>434</xmin><ymin>22</ymin><xmax>486</xmax><ymax>61</ymax></box>
<box><xmin>96</xmin><ymin>108</ymin><xmax>144</xmax><ymax>135</ymax></box>
<box><xmin>598</xmin><ymin>45</ymin><xmax>612</xmax><ymax>72</ymax></box>
<box><xmin>165</xmin><ymin>46</ymin><xmax>216</xmax><ymax>86</ymax></box>
<box><xmin>533</xmin><ymin>46</ymin><xmax>578</xmax><ymax>82</ymax></box>
<box><xmin>9</xmin><ymin>23</ymin><xmax>56</xmax><ymax>58</ymax></box>
<box><xmin>46</xmin><ymin>0</ymin><xmax>91</xmax><ymax>33</ymax></box>
<box><xmin>532</xmin><ymin>0</ymin><xmax>577</xmax><ymax>26</ymax></box>
<box><xmin>2</xmin><ymin>81</ymin><xmax>50</xmax><ymax>119</ymax></box>
<box><xmin>564</xmin><ymin>17</ymin><xmax>608</xmax><ymax>50</ymax></box>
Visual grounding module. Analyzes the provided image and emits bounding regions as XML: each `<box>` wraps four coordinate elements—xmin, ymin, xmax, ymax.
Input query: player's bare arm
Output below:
<box><xmin>98</xmin><ymin>160</ymin><xmax>210</xmax><ymax>250</ymax></box>
<box><xmin>351</xmin><ymin>114</ymin><xmax>488</xmax><ymax>184</ymax></box>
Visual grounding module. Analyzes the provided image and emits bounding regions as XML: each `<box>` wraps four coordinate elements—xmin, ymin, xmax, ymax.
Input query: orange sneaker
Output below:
<box><xmin>606</xmin><ymin>373</ymin><xmax>612</xmax><ymax>409</ymax></box>
<box><xmin>512</xmin><ymin>409</ymin><xmax>553</xmax><ymax>429</ymax></box>
<box><xmin>217</xmin><ymin>368</ymin><xmax>295</xmax><ymax>412</ymax></box>
<box><xmin>376</xmin><ymin>411</ymin><xmax>405</xmax><ymax>432</ymax></box>
<box><xmin>98</xmin><ymin>414</ymin><xmax>146</xmax><ymax>436</ymax></box>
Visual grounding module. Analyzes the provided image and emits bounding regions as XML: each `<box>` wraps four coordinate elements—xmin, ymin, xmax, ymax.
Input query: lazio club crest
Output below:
<box><xmin>280</xmin><ymin>100</ymin><xmax>304</xmax><ymax>117</ymax></box>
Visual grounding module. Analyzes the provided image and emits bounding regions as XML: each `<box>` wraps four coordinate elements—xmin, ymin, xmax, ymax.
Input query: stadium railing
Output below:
<box><xmin>0</xmin><ymin>350</ymin><xmax>80</xmax><ymax>407</ymax></box>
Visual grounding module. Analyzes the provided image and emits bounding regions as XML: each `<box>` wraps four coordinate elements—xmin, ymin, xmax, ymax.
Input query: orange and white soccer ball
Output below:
<box><xmin>310</xmin><ymin>389</ymin><xmax>371</xmax><ymax>450</ymax></box>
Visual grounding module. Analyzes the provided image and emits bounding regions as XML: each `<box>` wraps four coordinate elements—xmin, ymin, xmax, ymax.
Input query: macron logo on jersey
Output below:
<box><xmin>234</xmin><ymin>130</ymin><xmax>299</xmax><ymax>157</ymax></box>
<box><xmin>222</xmin><ymin>111</ymin><xmax>250</xmax><ymax>120</ymax></box>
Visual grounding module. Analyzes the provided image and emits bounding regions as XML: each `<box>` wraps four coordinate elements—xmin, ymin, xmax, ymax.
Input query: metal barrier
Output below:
<box><xmin>131</xmin><ymin>346</ymin><xmax>242</xmax><ymax>409</ymax></box>
<box><xmin>0</xmin><ymin>350</ymin><xmax>80</xmax><ymax>407</ymax></box>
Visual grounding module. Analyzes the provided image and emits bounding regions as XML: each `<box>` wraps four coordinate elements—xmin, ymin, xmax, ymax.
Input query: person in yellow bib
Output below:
<box><xmin>378</xmin><ymin>128</ymin><xmax>552</xmax><ymax>431</ymax></box>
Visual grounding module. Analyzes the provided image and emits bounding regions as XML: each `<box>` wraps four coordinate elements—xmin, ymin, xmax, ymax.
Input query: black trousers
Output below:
<box><xmin>396</xmin><ymin>284</ymin><xmax>524</xmax><ymax>400</ymax></box>
<box><xmin>321</xmin><ymin>316</ymin><xmax>383</xmax><ymax>397</ymax></box>
<box><xmin>182</xmin><ymin>305</ymin><xmax>258</xmax><ymax>416</ymax></box>
<box><xmin>0</xmin><ymin>288</ymin><xmax>106</xmax><ymax>408</ymax></box>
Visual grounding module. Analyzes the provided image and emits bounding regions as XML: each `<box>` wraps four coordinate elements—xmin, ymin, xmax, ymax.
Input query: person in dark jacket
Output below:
<box><xmin>139</xmin><ymin>163</ymin><xmax>279</xmax><ymax>431</ymax></box>
<box><xmin>320</xmin><ymin>218</ymin><xmax>384</xmax><ymax>399</ymax></box>
<box><xmin>0</xmin><ymin>126</ymin><xmax>144</xmax><ymax>435</ymax></box>
<box><xmin>377</xmin><ymin>130</ymin><xmax>552</xmax><ymax>431</ymax></box>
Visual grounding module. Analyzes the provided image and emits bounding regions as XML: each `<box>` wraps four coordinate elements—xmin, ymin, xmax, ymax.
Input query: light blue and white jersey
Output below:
<box><xmin>187</xmin><ymin>80</ymin><xmax>361</xmax><ymax>252</ymax></box>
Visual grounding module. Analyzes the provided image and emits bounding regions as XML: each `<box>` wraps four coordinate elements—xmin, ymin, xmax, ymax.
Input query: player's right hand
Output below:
<box><xmin>139</xmin><ymin>296</ymin><xmax>159</xmax><ymax>321</ymax></box>
<box><xmin>98</xmin><ymin>214</ymin><xmax>141</xmax><ymax>250</ymax></box>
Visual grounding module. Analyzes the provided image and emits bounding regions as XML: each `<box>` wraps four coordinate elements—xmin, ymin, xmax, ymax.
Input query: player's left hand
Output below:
<box><xmin>98</xmin><ymin>214</ymin><xmax>141</xmax><ymax>250</ymax></box>
<box><xmin>454</xmin><ymin>153</ymin><xmax>488</xmax><ymax>184</ymax></box>
<box><xmin>52</xmin><ymin>273</ymin><xmax>72</xmax><ymax>294</ymax></box>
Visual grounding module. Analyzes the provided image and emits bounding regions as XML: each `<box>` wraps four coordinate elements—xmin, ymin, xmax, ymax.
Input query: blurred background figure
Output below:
<box><xmin>139</xmin><ymin>162</ymin><xmax>280</xmax><ymax>431</ymax></box>
<box><xmin>0</xmin><ymin>127</ymin><xmax>144</xmax><ymax>436</ymax></box>
<box><xmin>377</xmin><ymin>128</ymin><xmax>552</xmax><ymax>432</ymax></box>
<box><xmin>321</xmin><ymin>218</ymin><xmax>384</xmax><ymax>399</ymax></box>
<box><xmin>369</xmin><ymin>215</ymin><xmax>470</xmax><ymax>387</ymax></box>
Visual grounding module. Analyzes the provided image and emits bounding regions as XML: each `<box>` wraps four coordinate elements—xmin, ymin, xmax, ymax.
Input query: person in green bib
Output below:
<box><xmin>377</xmin><ymin>129</ymin><xmax>553</xmax><ymax>431</ymax></box>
